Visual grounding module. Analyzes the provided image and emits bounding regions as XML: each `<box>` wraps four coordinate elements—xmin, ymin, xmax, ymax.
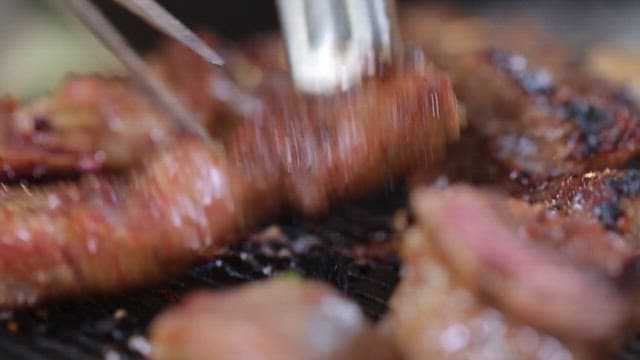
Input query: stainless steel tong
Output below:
<box><xmin>69</xmin><ymin>0</ymin><xmax>400</xmax><ymax>94</ymax></box>
<box><xmin>277</xmin><ymin>0</ymin><xmax>401</xmax><ymax>94</ymax></box>
<box><xmin>64</xmin><ymin>0</ymin><xmax>400</xmax><ymax>140</ymax></box>
<box><xmin>111</xmin><ymin>0</ymin><xmax>224</xmax><ymax>66</ymax></box>
<box><xmin>64</xmin><ymin>0</ymin><xmax>217</xmax><ymax>144</ymax></box>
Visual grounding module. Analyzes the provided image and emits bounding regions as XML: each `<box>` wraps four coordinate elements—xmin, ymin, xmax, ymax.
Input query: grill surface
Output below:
<box><xmin>0</xmin><ymin>192</ymin><xmax>404</xmax><ymax>359</ymax></box>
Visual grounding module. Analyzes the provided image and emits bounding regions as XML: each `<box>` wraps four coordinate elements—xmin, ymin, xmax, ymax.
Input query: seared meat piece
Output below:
<box><xmin>150</xmin><ymin>278</ymin><xmax>395</xmax><ymax>360</ymax></box>
<box><xmin>528</xmin><ymin>169</ymin><xmax>640</xmax><ymax>247</ymax></box>
<box><xmin>398</xmin><ymin>5</ymin><xmax>640</xmax><ymax>184</ymax></box>
<box><xmin>224</xmin><ymin>58</ymin><xmax>459</xmax><ymax>214</ymax></box>
<box><xmin>0</xmin><ymin>57</ymin><xmax>460</xmax><ymax>307</ymax></box>
<box><xmin>450</xmin><ymin>50</ymin><xmax>640</xmax><ymax>181</ymax></box>
<box><xmin>385</xmin><ymin>186</ymin><xmax>637</xmax><ymax>359</ymax></box>
<box><xmin>0</xmin><ymin>78</ymin><xmax>175</xmax><ymax>181</ymax></box>
<box><xmin>0</xmin><ymin>35</ymin><xmax>252</xmax><ymax>182</ymax></box>
<box><xmin>386</xmin><ymin>228</ymin><xmax>586</xmax><ymax>360</ymax></box>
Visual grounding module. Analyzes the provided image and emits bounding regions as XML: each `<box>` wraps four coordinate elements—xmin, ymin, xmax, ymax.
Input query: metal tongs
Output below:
<box><xmin>63</xmin><ymin>0</ymin><xmax>217</xmax><ymax>144</ymax></box>
<box><xmin>277</xmin><ymin>0</ymin><xmax>401</xmax><ymax>94</ymax></box>
<box><xmin>64</xmin><ymin>0</ymin><xmax>400</xmax><ymax>140</ymax></box>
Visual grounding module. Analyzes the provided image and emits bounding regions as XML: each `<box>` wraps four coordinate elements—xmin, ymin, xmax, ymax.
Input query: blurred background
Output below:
<box><xmin>1</xmin><ymin>0</ymin><xmax>639</xmax><ymax>97</ymax></box>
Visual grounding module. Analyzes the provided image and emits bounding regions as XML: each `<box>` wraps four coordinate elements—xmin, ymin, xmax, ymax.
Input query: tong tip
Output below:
<box><xmin>114</xmin><ymin>0</ymin><xmax>224</xmax><ymax>66</ymax></box>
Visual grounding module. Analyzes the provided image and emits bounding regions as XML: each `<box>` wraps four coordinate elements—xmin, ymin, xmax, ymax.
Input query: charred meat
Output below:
<box><xmin>450</xmin><ymin>50</ymin><xmax>640</xmax><ymax>181</ymax></box>
<box><xmin>528</xmin><ymin>169</ymin><xmax>640</xmax><ymax>249</ymax></box>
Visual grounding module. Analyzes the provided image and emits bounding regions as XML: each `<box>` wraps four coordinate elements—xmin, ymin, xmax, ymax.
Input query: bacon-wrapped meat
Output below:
<box><xmin>433</xmin><ymin>50</ymin><xmax>640</xmax><ymax>184</ymax></box>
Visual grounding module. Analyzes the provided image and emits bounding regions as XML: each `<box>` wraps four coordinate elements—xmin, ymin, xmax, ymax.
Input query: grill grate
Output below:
<box><xmin>0</xmin><ymin>192</ymin><xmax>404</xmax><ymax>359</ymax></box>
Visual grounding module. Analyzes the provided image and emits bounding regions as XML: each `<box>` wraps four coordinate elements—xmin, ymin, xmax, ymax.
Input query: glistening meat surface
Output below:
<box><xmin>412</xmin><ymin>50</ymin><xmax>640</xmax><ymax>189</ymax></box>
<box><xmin>0</xmin><ymin>57</ymin><xmax>460</xmax><ymax>307</ymax></box>
<box><xmin>459</xmin><ymin>51</ymin><xmax>640</xmax><ymax>179</ymax></box>
<box><xmin>0</xmin><ymin>79</ymin><xmax>175</xmax><ymax>181</ymax></box>
<box><xmin>150</xmin><ymin>278</ymin><xmax>394</xmax><ymax>360</ymax></box>
<box><xmin>385</xmin><ymin>186</ymin><xmax>638</xmax><ymax>359</ymax></box>
<box><xmin>387</xmin><ymin>227</ymin><xmax>582</xmax><ymax>360</ymax></box>
<box><xmin>528</xmin><ymin>169</ymin><xmax>640</xmax><ymax>249</ymax></box>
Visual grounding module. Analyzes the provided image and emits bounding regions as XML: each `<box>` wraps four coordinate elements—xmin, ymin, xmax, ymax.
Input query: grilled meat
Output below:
<box><xmin>0</xmin><ymin>56</ymin><xmax>460</xmax><ymax>307</ymax></box>
<box><xmin>0</xmin><ymin>78</ymin><xmax>175</xmax><ymax>181</ymax></box>
<box><xmin>2</xmin><ymin>5</ymin><xmax>638</xmax><ymax>358</ymax></box>
<box><xmin>150</xmin><ymin>278</ymin><xmax>395</xmax><ymax>360</ymax></box>
<box><xmin>0</xmin><ymin>35</ymin><xmax>251</xmax><ymax>182</ymax></box>
<box><xmin>0</xmin><ymin>138</ymin><xmax>264</xmax><ymax>307</ymax></box>
<box><xmin>386</xmin><ymin>228</ymin><xmax>584</xmax><ymax>359</ymax></box>
<box><xmin>386</xmin><ymin>186</ymin><xmax>638</xmax><ymax>359</ymax></box>
<box><xmin>446</xmin><ymin>50</ymin><xmax>640</xmax><ymax>182</ymax></box>
<box><xmin>527</xmin><ymin>169</ymin><xmax>640</xmax><ymax>248</ymax></box>
<box><xmin>397</xmin><ymin>6</ymin><xmax>640</xmax><ymax>186</ymax></box>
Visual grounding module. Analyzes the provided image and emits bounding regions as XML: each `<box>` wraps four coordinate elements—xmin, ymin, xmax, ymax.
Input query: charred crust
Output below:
<box><xmin>560</xmin><ymin>100</ymin><xmax>613</xmax><ymax>155</ymax></box>
<box><xmin>605</xmin><ymin>169</ymin><xmax>640</xmax><ymax>198</ymax></box>
<box><xmin>489</xmin><ymin>49</ymin><xmax>638</xmax><ymax>159</ymax></box>
<box><xmin>533</xmin><ymin>170</ymin><xmax>640</xmax><ymax>231</ymax></box>
<box><xmin>593</xmin><ymin>201</ymin><xmax>623</xmax><ymax>230</ymax></box>
<box><xmin>488</xmin><ymin>50</ymin><xmax>555</xmax><ymax>96</ymax></box>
